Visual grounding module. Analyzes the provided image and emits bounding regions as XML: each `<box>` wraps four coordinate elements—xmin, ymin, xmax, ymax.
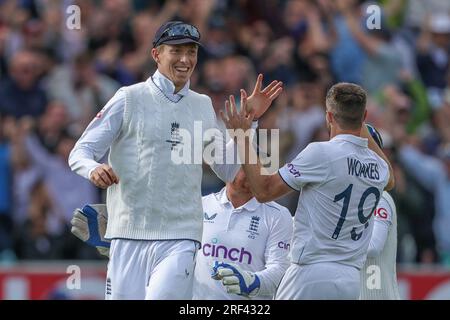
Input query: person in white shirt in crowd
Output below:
<box><xmin>68</xmin><ymin>20</ymin><xmax>282</xmax><ymax>300</ymax></box>
<box><xmin>360</xmin><ymin>124</ymin><xmax>400</xmax><ymax>300</ymax></box>
<box><xmin>194</xmin><ymin>168</ymin><xmax>293</xmax><ymax>300</ymax></box>
<box><xmin>221</xmin><ymin>82</ymin><xmax>395</xmax><ymax>299</ymax></box>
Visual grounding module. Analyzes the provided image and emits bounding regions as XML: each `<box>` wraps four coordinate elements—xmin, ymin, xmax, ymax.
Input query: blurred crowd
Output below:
<box><xmin>0</xmin><ymin>0</ymin><xmax>449</xmax><ymax>266</ymax></box>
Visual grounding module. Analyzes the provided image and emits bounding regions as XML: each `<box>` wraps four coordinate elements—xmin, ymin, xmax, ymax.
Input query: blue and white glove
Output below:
<box><xmin>71</xmin><ymin>204</ymin><xmax>110</xmax><ymax>257</ymax></box>
<box><xmin>211</xmin><ymin>261</ymin><xmax>260</xmax><ymax>297</ymax></box>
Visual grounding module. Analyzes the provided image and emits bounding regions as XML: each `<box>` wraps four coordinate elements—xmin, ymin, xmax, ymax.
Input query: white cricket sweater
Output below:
<box><xmin>105</xmin><ymin>79</ymin><xmax>221</xmax><ymax>242</ymax></box>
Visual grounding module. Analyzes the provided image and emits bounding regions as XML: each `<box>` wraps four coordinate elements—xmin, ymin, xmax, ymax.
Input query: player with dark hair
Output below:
<box><xmin>221</xmin><ymin>82</ymin><xmax>394</xmax><ymax>299</ymax></box>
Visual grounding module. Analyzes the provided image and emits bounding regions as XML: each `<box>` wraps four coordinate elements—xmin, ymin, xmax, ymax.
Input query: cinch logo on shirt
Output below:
<box><xmin>278</xmin><ymin>241</ymin><xmax>290</xmax><ymax>250</ymax></box>
<box><xmin>374</xmin><ymin>207</ymin><xmax>388</xmax><ymax>219</ymax></box>
<box><xmin>287</xmin><ymin>163</ymin><xmax>301</xmax><ymax>178</ymax></box>
<box><xmin>201</xmin><ymin>243</ymin><xmax>253</xmax><ymax>264</ymax></box>
<box><xmin>347</xmin><ymin>158</ymin><xmax>380</xmax><ymax>180</ymax></box>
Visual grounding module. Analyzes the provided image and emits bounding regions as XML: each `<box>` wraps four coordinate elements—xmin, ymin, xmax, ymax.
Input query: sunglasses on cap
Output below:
<box><xmin>153</xmin><ymin>23</ymin><xmax>201</xmax><ymax>48</ymax></box>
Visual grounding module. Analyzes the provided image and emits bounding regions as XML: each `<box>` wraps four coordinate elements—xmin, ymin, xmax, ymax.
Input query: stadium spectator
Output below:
<box><xmin>416</xmin><ymin>13</ymin><xmax>450</xmax><ymax>108</ymax></box>
<box><xmin>0</xmin><ymin>50</ymin><xmax>47</xmax><ymax>118</ymax></box>
<box><xmin>396</xmin><ymin>134</ymin><xmax>450</xmax><ymax>266</ymax></box>
<box><xmin>0</xmin><ymin>114</ymin><xmax>13</xmax><ymax>259</ymax></box>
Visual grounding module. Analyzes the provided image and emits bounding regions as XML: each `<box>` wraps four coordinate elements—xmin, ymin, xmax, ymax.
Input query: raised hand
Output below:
<box><xmin>220</xmin><ymin>90</ymin><xmax>255</xmax><ymax>132</ymax></box>
<box><xmin>246</xmin><ymin>74</ymin><xmax>283</xmax><ymax>119</ymax></box>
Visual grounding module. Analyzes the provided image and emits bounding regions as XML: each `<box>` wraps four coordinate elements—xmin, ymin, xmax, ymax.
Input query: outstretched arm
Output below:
<box><xmin>245</xmin><ymin>74</ymin><xmax>283</xmax><ymax>119</ymax></box>
<box><xmin>220</xmin><ymin>91</ymin><xmax>292</xmax><ymax>202</ymax></box>
<box><xmin>209</xmin><ymin>75</ymin><xmax>282</xmax><ymax>183</ymax></box>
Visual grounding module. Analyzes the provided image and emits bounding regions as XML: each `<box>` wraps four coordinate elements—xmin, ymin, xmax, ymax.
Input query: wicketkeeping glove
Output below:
<box><xmin>71</xmin><ymin>204</ymin><xmax>110</xmax><ymax>257</ymax></box>
<box><xmin>211</xmin><ymin>261</ymin><xmax>260</xmax><ymax>297</ymax></box>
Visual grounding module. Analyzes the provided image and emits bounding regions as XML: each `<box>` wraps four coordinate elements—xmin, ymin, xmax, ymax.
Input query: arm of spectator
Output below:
<box><xmin>254</xmin><ymin>207</ymin><xmax>293</xmax><ymax>297</ymax></box>
<box><xmin>397</xmin><ymin>143</ymin><xmax>445</xmax><ymax>192</ymax></box>
<box><xmin>191</xmin><ymin>0</ymin><xmax>215</xmax><ymax>36</ymax></box>
<box><xmin>4</xmin><ymin>117</ymin><xmax>55</xmax><ymax>170</ymax></box>
<box><xmin>24</xmin><ymin>134</ymin><xmax>52</xmax><ymax>169</ymax></box>
<box><xmin>383</xmin><ymin>0</ymin><xmax>405</xmax><ymax>24</ymax></box>
<box><xmin>416</xmin><ymin>14</ymin><xmax>432</xmax><ymax>54</ymax></box>
<box><xmin>99</xmin><ymin>86</ymin><xmax>120</xmax><ymax>108</ymax></box>
<box><xmin>2</xmin><ymin>117</ymin><xmax>31</xmax><ymax>171</ymax></box>
<box><xmin>306</xmin><ymin>2</ymin><xmax>331</xmax><ymax>52</ymax></box>
<box><xmin>68</xmin><ymin>90</ymin><xmax>124</xmax><ymax>180</ymax></box>
<box><xmin>436</xmin><ymin>108</ymin><xmax>450</xmax><ymax>144</ymax></box>
<box><xmin>340</xmin><ymin>5</ymin><xmax>380</xmax><ymax>56</ymax></box>
<box><xmin>317</xmin><ymin>0</ymin><xmax>337</xmax><ymax>46</ymax></box>
<box><xmin>153</xmin><ymin>0</ymin><xmax>182</xmax><ymax>29</ymax></box>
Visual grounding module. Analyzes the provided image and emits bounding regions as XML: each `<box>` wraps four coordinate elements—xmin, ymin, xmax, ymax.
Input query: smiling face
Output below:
<box><xmin>151</xmin><ymin>43</ymin><xmax>198</xmax><ymax>92</ymax></box>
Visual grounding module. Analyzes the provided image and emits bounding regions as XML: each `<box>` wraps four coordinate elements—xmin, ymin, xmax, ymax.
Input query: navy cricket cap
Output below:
<box><xmin>366</xmin><ymin>124</ymin><xmax>383</xmax><ymax>149</ymax></box>
<box><xmin>152</xmin><ymin>21</ymin><xmax>201</xmax><ymax>48</ymax></box>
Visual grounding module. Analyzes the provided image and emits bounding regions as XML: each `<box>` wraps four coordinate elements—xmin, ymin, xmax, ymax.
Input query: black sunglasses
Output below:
<box><xmin>154</xmin><ymin>23</ymin><xmax>200</xmax><ymax>47</ymax></box>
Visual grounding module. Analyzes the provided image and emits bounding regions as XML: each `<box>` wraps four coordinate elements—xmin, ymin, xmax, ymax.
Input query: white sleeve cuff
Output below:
<box><xmin>278</xmin><ymin>168</ymin><xmax>300</xmax><ymax>191</ymax></box>
<box><xmin>88</xmin><ymin>166</ymin><xmax>100</xmax><ymax>180</ymax></box>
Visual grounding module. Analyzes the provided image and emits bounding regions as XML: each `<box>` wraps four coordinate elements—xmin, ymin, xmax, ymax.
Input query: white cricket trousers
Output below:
<box><xmin>105</xmin><ymin>239</ymin><xmax>199</xmax><ymax>300</ymax></box>
<box><xmin>275</xmin><ymin>262</ymin><xmax>360</xmax><ymax>300</ymax></box>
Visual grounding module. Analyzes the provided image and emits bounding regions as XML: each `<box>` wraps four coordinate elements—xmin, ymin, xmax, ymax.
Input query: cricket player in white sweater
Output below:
<box><xmin>221</xmin><ymin>83</ymin><xmax>395</xmax><ymax>299</ymax></box>
<box><xmin>72</xmin><ymin>169</ymin><xmax>293</xmax><ymax>300</ymax></box>
<box><xmin>193</xmin><ymin>169</ymin><xmax>293</xmax><ymax>300</ymax></box>
<box><xmin>360</xmin><ymin>125</ymin><xmax>400</xmax><ymax>300</ymax></box>
<box><xmin>68</xmin><ymin>21</ymin><xmax>282</xmax><ymax>300</ymax></box>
